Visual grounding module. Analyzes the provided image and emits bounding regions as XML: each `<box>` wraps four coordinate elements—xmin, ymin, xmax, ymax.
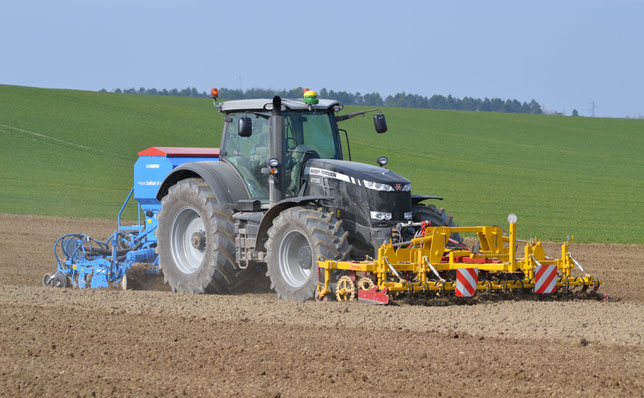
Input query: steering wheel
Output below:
<box><xmin>286</xmin><ymin>145</ymin><xmax>321</xmax><ymax>195</ymax></box>
<box><xmin>286</xmin><ymin>136</ymin><xmax>298</xmax><ymax>151</ymax></box>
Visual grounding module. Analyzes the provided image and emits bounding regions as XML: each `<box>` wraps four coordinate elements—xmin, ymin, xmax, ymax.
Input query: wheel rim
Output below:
<box><xmin>278</xmin><ymin>230</ymin><xmax>312</xmax><ymax>288</ymax></box>
<box><xmin>170</xmin><ymin>207</ymin><xmax>206</xmax><ymax>274</ymax></box>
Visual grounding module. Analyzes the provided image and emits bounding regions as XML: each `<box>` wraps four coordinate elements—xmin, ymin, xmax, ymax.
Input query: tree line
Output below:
<box><xmin>100</xmin><ymin>86</ymin><xmax>543</xmax><ymax>114</ymax></box>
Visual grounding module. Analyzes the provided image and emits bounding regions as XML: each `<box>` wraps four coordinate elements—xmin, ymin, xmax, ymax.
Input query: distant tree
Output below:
<box><xmin>362</xmin><ymin>92</ymin><xmax>384</xmax><ymax>106</ymax></box>
<box><xmin>480</xmin><ymin>98</ymin><xmax>491</xmax><ymax>112</ymax></box>
<box><xmin>490</xmin><ymin>98</ymin><xmax>504</xmax><ymax>112</ymax></box>
<box><xmin>520</xmin><ymin>101</ymin><xmax>531</xmax><ymax>113</ymax></box>
<box><xmin>385</xmin><ymin>92</ymin><xmax>407</xmax><ymax>107</ymax></box>
<box><xmin>287</xmin><ymin>87</ymin><xmax>305</xmax><ymax>98</ymax></box>
<box><xmin>114</xmin><ymin>88</ymin><xmax>122</xmax><ymax>93</ymax></box>
<box><xmin>528</xmin><ymin>99</ymin><xmax>543</xmax><ymax>114</ymax></box>
<box><xmin>461</xmin><ymin>96</ymin><xmax>477</xmax><ymax>111</ymax></box>
<box><xmin>446</xmin><ymin>95</ymin><xmax>457</xmax><ymax>110</ymax></box>
<box><xmin>571</xmin><ymin>109</ymin><xmax>579</xmax><ymax>116</ymax></box>
<box><xmin>427</xmin><ymin>94</ymin><xmax>446</xmax><ymax>109</ymax></box>
<box><xmin>99</xmin><ymin>88</ymin><xmax>107</xmax><ymax>93</ymax></box>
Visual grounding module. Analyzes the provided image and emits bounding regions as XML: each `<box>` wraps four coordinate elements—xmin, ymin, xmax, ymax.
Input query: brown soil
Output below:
<box><xmin>1</xmin><ymin>213</ymin><xmax>642</xmax><ymax>396</ymax></box>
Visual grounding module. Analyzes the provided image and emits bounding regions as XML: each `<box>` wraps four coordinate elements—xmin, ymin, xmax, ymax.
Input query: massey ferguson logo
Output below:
<box><xmin>394</xmin><ymin>184</ymin><xmax>402</xmax><ymax>191</ymax></box>
<box><xmin>308</xmin><ymin>168</ymin><xmax>352</xmax><ymax>183</ymax></box>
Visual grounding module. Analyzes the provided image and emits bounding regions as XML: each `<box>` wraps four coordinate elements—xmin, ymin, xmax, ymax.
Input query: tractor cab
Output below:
<box><xmin>215</xmin><ymin>90</ymin><xmax>388</xmax><ymax>206</ymax></box>
<box><xmin>220</xmin><ymin>106</ymin><xmax>342</xmax><ymax>200</ymax></box>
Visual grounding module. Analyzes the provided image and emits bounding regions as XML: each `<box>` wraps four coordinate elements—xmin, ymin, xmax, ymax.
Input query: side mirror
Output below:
<box><xmin>373</xmin><ymin>113</ymin><xmax>387</xmax><ymax>134</ymax></box>
<box><xmin>238</xmin><ymin>117</ymin><xmax>252</xmax><ymax>137</ymax></box>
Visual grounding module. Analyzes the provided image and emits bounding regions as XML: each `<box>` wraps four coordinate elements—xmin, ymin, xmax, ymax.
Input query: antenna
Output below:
<box><xmin>591</xmin><ymin>100</ymin><xmax>596</xmax><ymax>117</ymax></box>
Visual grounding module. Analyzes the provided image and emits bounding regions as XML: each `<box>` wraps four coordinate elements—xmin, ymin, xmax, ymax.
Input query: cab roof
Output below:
<box><xmin>219</xmin><ymin>98</ymin><xmax>341</xmax><ymax>113</ymax></box>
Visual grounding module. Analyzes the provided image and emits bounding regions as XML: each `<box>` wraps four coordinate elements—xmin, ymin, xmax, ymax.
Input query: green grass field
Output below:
<box><xmin>1</xmin><ymin>84</ymin><xmax>642</xmax><ymax>243</ymax></box>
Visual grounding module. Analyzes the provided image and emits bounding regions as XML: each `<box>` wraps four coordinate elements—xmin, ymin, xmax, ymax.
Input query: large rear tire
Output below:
<box><xmin>413</xmin><ymin>203</ymin><xmax>462</xmax><ymax>244</ymax></box>
<box><xmin>157</xmin><ymin>178</ymin><xmax>238</xmax><ymax>293</ymax></box>
<box><xmin>265</xmin><ymin>207</ymin><xmax>350</xmax><ymax>301</ymax></box>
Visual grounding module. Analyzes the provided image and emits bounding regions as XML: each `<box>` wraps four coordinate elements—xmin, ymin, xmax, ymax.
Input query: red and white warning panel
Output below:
<box><xmin>455</xmin><ymin>268</ymin><xmax>479</xmax><ymax>297</ymax></box>
<box><xmin>534</xmin><ymin>264</ymin><xmax>558</xmax><ymax>294</ymax></box>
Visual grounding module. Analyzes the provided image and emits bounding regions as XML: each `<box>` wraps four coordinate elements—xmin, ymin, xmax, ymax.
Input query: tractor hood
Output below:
<box><xmin>303</xmin><ymin>158</ymin><xmax>413</xmax><ymax>257</ymax></box>
<box><xmin>304</xmin><ymin>159</ymin><xmax>411</xmax><ymax>190</ymax></box>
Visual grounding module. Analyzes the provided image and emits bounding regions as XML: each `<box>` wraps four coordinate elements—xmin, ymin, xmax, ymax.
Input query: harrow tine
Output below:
<box><xmin>571</xmin><ymin>256</ymin><xmax>588</xmax><ymax>276</ymax></box>
<box><xmin>384</xmin><ymin>257</ymin><xmax>407</xmax><ymax>283</ymax></box>
<box><xmin>423</xmin><ymin>256</ymin><xmax>445</xmax><ymax>282</ymax></box>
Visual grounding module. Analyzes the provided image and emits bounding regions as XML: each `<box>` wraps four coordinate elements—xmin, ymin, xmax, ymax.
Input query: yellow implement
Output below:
<box><xmin>316</xmin><ymin>215</ymin><xmax>601</xmax><ymax>304</ymax></box>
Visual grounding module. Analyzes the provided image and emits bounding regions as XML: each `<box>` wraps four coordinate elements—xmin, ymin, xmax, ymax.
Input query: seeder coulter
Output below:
<box><xmin>317</xmin><ymin>214</ymin><xmax>602</xmax><ymax>304</ymax></box>
<box><xmin>43</xmin><ymin>189</ymin><xmax>159</xmax><ymax>289</ymax></box>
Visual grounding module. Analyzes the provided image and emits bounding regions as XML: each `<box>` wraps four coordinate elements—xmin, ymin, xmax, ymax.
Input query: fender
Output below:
<box><xmin>255</xmin><ymin>195</ymin><xmax>334</xmax><ymax>252</ymax></box>
<box><xmin>156</xmin><ymin>161</ymin><xmax>250</xmax><ymax>207</ymax></box>
<box><xmin>411</xmin><ymin>194</ymin><xmax>443</xmax><ymax>205</ymax></box>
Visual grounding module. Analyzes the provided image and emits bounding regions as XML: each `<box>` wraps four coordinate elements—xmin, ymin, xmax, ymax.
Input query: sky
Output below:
<box><xmin>1</xmin><ymin>0</ymin><xmax>643</xmax><ymax>118</ymax></box>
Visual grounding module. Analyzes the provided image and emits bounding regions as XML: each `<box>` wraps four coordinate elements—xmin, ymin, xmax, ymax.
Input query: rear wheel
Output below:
<box><xmin>265</xmin><ymin>207</ymin><xmax>350</xmax><ymax>301</ymax></box>
<box><xmin>157</xmin><ymin>178</ymin><xmax>238</xmax><ymax>293</ymax></box>
<box><xmin>413</xmin><ymin>203</ymin><xmax>462</xmax><ymax>244</ymax></box>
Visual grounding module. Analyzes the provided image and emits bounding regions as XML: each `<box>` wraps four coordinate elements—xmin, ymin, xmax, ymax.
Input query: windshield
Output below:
<box><xmin>283</xmin><ymin>112</ymin><xmax>341</xmax><ymax>159</ymax></box>
<box><xmin>221</xmin><ymin>111</ymin><xmax>341</xmax><ymax>200</ymax></box>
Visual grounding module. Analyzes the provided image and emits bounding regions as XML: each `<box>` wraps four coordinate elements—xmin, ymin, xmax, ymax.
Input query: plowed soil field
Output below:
<box><xmin>1</xmin><ymin>214</ymin><xmax>642</xmax><ymax>397</ymax></box>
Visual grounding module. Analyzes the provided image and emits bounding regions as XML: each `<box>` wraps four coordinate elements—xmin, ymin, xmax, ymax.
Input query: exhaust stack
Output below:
<box><xmin>269</xmin><ymin>96</ymin><xmax>286</xmax><ymax>204</ymax></box>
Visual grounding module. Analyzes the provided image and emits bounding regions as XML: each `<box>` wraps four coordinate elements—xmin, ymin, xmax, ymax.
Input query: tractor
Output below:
<box><xmin>46</xmin><ymin>89</ymin><xmax>601</xmax><ymax>302</ymax></box>
<box><xmin>154</xmin><ymin>90</ymin><xmax>458</xmax><ymax>300</ymax></box>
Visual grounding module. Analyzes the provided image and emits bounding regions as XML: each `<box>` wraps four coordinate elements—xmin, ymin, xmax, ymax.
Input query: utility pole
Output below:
<box><xmin>239</xmin><ymin>76</ymin><xmax>244</xmax><ymax>99</ymax></box>
<box><xmin>591</xmin><ymin>101</ymin><xmax>596</xmax><ymax>117</ymax></box>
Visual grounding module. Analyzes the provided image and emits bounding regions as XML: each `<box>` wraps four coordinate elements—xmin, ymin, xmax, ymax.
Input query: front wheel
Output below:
<box><xmin>265</xmin><ymin>207</ymin><xmax>350</xmax><ymax>301</ymax></box>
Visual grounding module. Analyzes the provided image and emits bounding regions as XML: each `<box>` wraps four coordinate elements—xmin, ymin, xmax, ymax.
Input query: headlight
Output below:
<box><xmin>370</xmin><ymin>211</ymin><xmax>392</xmax><ymax>221</ymax></box>
<box><xmin>363</xmin><ymin>180</ymin><xmax>394</xmax><ymax>192</ymax></box>
<box><xmin>404</xmin><ymin>212</ymin><xmax>413</xmax><ymax>220</ymax></box>
<box><xmin>401</xmin><ymin>184</ymin><xmax>412</xmax><ymax>192</ymax></box>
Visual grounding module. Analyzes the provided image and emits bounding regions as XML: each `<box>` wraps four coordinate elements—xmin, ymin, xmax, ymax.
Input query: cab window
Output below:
<box><xmin>221</xmin><ymin>112</ymin><xmax>270</xmax><ymax>200</ymax></box>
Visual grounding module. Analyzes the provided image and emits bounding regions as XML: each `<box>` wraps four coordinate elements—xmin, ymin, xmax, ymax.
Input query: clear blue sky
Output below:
<box><xmin>2</xmin><ymin>0</ymin><xmax>642</xmax><ymax>117</ymax></box>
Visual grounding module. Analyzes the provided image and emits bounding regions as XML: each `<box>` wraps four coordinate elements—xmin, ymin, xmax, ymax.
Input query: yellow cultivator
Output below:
<box><xmin>316</xmin><ymin>215</ymin><xmax>601</xmax><ymax>304</ymax></box>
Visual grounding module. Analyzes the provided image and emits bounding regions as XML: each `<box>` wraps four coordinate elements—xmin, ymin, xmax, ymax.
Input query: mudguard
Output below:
<box><xmin>255</xmin><ymin>195</ymin><xmax>334</xmax><ymax>251</ymax></box>
<box><xmin>411</xmin><ymin>194</ymin><xmax>443</xmax><ymax>205</ymax></box>
<box><xmin>156</xmin><ymin>161</ymin><xmax>250</xmax><ymax>207</ymax></box>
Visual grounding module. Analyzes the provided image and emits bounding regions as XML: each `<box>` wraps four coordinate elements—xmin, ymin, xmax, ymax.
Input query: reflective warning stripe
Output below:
<box><xmin>534</xmin><ymin>264</ymin><xmax>557</xmax><ymax>293</ymax></box>
<box><xmin>455</xmin><ymin>268</ymin><xmax>478</xmax><ymax>297</ymax></box>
